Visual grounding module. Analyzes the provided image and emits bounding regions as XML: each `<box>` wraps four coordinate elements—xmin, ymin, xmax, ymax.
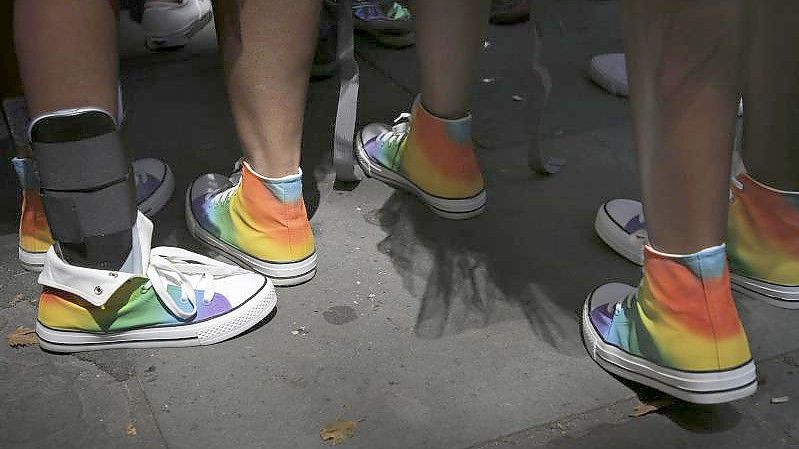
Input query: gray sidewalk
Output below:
<box><xmin>2</xmin><ymin>2</ymin><xmax>798</xmax><ymax>448</ymax></box>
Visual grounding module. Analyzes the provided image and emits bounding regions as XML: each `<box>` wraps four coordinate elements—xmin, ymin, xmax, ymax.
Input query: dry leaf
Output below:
<box><xmin>320</xmin><ymin>419</ymin><xmax>357</xmax><ymax>445</ymax></box>
<box><xmin>125</xmin><ymin>423</ymin><xmax>137</xmax><ymax>437</ymax></box>
<box><xmin>7</xmin><ymin>327</ymin><xmax>37</xmax><ymax>347</ymax></box>
<box><xmin>630</xmin><ymin>398</ymin><xmax>673</xmax><ymax>417</ymax></box>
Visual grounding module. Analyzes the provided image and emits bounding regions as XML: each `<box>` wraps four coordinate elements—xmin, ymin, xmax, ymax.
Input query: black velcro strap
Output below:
<box><xmin>42</xmin><ymin>178</ymin><xmax>136</xmax><ymax>243</ymax></box>
<box><xmin>33</xmin><ymin>130</ymin><xmax>130</xmax><ymax>191</ymax></box>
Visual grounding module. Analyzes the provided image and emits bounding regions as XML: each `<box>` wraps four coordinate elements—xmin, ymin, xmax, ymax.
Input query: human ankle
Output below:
<box><xmin>243</xmin><ymin>157</ymin><xmax>300</xmax><ymax>179</ymax></box>
<box><xmin>417</xmin><ymin>96</ymin><xmax>471</xmax><ymax>121</ymax></box>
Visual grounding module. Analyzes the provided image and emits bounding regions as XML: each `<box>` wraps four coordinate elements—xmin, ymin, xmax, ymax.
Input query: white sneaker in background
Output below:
<box><xmin>588</xmin><ymin>53</ymin><xmax>746</xmax><ymax>118</ymax></box>
<box><xmin>588</xmin><ymin>53</ymin><xmax>628</xmax><ymax>97</ymax></box>
<box><xmin>594</xmin><ymin>198</ymin><xmax>646</xmax><ymax>265</ymax></box>
<box><xmin>142</xmin><ymin>0</ymin><xmax>213</xmax><ymax>50</ymax></box>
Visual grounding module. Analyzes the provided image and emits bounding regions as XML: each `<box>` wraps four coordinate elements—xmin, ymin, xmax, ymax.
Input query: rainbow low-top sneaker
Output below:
<box><xmin>36</xmin><ymin>212</ymin><xmax>276</xmax><ymax>352</ymax></box>
<box><xmin>355</xmin><ymin>98</ymin><xmax>486</xmax><ymax>219</ymax></box>
<box><xmin>583</xmin><ymin>244</ymin><xmax>757</xmax><ymax>404</ymax></box>
<box><xmin>728</xmin><ymin>174</ymin><xmax>799</xmax><ymax>308</ymax></box>
<box><xmin>14</xmin><ymin>157</ymin><xmax>174</xmax><ymax>271</ymax></box>
<box><xmin>186</xmin><ymin>161</ymin><xmax>317</xmax><ymax>286</ymax></box>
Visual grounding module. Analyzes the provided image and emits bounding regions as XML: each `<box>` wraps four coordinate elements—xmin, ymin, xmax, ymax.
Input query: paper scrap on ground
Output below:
<box><xmin>7</xmin><ymin>327</ymin><xmax>37</xmax><ymax>347</ymax></box>
<box><xmin>630</xmin><ymin>398</ymin><xmax>673</xmax><ymax>417</ymax></box>
<box><xmin>125</xmin><ymin>423</ymin><xmax>137</xmax><ymax>437</ymax></box>
<box><xmin>320</xmin><ymin>419</ymin><xmax>358</xmax><ymax>445</ymax></box>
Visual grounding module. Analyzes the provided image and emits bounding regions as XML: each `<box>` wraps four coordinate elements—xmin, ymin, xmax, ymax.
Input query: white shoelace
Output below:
<box><xmin>142</xmin><ymin>247</ymin><xmax>251</xmax><ymax>320</ymax></box>
<box><xmin>209</xmin><ymin>186</ymin><xmax>238</xmax><ymax>208</ymax></box>
<box><xmin>376</xmin><ymin>113</ymin><xmax>412</xmax><ymax>148</ymax></box>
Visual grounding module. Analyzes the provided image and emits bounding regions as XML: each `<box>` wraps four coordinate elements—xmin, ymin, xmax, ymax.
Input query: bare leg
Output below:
<box><xmin>741</xmin><ymin>2</ymin><xmax>799</xmax><ymax>190</ymax></box>
<box><xmin>622</xmin><ymin>0</ymin><xmax>745</xmax><ymax>253</ymax></box>
<box><xmin>215</xmin><ymin>0</ymin><xmax>321</xmax><ymax>178</ymax></box>
<box><xmin>413</xmin><ymin>0</ymin><xmax>492</xmax><ymax>119</ymax></box>
<box><xmin>15</xmin><ymin>0</ymin><xmax>118</xmax><ymax>119</ymax></box>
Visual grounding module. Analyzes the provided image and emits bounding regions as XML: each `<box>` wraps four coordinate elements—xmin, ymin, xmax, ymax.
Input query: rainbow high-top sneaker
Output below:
<box><xmin>728</xmin><ymin>174</ymin><xmax>799</xmax><ymax>308</ymax></box>
<box><xmin>583</xmin><ymin>244</ymin><xmax>756</xmax><ymax>404</ymax></box>
<box><xmin>14</xmin><ymin>158</ymin><xmax>53</xmax><ymax>271</ymax></box>
<box><xmin>36</xmin><ymin>212</ymin><xmax>276</xmax><ymax>352</ymax></box>
<box><xmin>186</xmin><ymin>161</ymin><xmax>316</xmax><ymax>286</ymax></box>
<box><xmin>355</xmin><ymin>97</ymin><xmax>486</xmax><ymax>219</ymax></box>
<box><xmin>13</xmin><ymin>157</ymin><xmax>174</xmax><ymax>271</ymax></box>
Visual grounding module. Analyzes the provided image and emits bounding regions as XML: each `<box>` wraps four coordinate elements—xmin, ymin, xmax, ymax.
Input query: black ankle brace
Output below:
<box><xmin>31</xmin><ymin>110</ymin><xmax>136</xmax><ymax>270</ymax></box>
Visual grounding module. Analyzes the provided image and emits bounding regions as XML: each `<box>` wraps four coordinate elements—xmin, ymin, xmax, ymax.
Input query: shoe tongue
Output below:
<box><xmin>124</xmin><ymin>212</ymin><xmax>154</xmax><ymax>276</ymax></box>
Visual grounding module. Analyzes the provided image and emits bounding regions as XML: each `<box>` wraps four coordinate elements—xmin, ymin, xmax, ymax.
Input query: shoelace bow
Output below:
<box><xmin>143</xmin><ymin>247</ymin><xmax>250</xmax><ymax>320</ymax></box>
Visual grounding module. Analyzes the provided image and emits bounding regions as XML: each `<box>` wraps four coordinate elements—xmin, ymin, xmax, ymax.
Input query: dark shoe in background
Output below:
<box><xmin>351</xmin><ymin>0</ymin><xmax>415</xmax><ymax>48</ymax></box>
<box><xmin>490</xmin><ymin>0</ymin><xmax>530</xmax><ymax>25</ymax></box>
<box><xmin>312</xmin><ymin>2</ymin><xmax>338</xmax><ymax>80</ymax></box>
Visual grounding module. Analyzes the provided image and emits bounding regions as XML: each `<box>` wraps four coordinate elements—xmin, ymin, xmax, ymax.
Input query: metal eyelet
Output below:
<box><xmin>109</xmin><ymin>272</ymin><xmax>118</xmax><ymax>278</ymax></box>
<box><xmin>94</xmin><ymin>286</ymin><xmax>103</xmax><ymax>295</ymax></box>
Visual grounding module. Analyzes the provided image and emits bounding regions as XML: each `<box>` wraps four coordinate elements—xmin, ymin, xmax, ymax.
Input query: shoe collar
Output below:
<box><xmin>37</xmin><ymin>213</ymin><xmax>153</xmax><ymax>307</ymax></box>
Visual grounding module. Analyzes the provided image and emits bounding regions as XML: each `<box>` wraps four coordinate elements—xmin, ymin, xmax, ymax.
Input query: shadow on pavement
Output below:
<box><xmin>370</xmin><ymin>189</ymin><xmax>578</xmax><ymax>353</ymax></box>
<box><xmin>613</xmin><ymin>374</ymin><xmax>742</xmax><ymax>433</ymax></box>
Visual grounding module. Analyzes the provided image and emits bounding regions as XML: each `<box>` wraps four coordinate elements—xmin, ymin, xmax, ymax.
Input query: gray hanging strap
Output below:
<box><xmin>333</xmin><ymin>0</ymin><xmax>364</xmax><ymax>182</ymax></box>
<box><xmin>527</xmin><ymin>1</ymin><xmax>565</xmax><ymax>175</ymax></box>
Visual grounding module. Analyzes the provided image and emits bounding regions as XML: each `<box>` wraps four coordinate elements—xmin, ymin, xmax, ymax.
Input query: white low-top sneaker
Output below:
<box><xmin>142</xmin><ymin>0</ymin><xmax>213</xmax><ymax>50</ymax></box>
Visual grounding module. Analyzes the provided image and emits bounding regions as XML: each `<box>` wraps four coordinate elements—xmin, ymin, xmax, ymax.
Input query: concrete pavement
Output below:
<box><xmin>1</xmin><ymin>1</ymin><xmax>798</xmax><ymax>448</ymax></box>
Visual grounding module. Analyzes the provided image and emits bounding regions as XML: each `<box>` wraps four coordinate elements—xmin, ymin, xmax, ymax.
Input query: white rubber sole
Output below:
<box><xmin>731</xmin><ymin>273</ymin><xmax>799</xmax><ymax>310</ymax></box>
<box><xmin>184</xmin><ymin>188</ymin><xmax>317</xmax><ymax>287</ymax></box>
<box><xmin>355</xmin><ymin>136</ymin><xmax>486</xmax><ymax>220</ymax></box>
<box><xmin>36</xmin><ymin>278</ymin><xmax>276</xmax><ymax>353</ymax></box>
<box><xmin>581</xmin><ymin>294</ymin><xmax>757</xmax><ymax>404</ymax></box>
<box><xmin>145</xmin><ymin>10</ymin><xmax>213</xmax><ymax>50</ymax></box>
<box><xmin>18</xmin><ymin>247</ymin><xmax>45</xmax><ymax>272</ymax></box>
<box><xmin>594</xmin><ymin>203</ymin><xmax>644</xmax><ymax>266</ymax></box>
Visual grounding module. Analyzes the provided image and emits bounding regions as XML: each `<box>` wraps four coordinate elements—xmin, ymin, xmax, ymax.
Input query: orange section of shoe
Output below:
<box><xmin>19</xmin><ymin>188</ymin><xmax>54</xmax><ymax>255</ymax></box>
<box><xmin>400</xmin><ymin>101</ymin><xmax>485</xmax><ymax>199</ymax></box>
<box><xmin>223</xmin><ymin>163</ymin><xmax>315</xmax><ymax>263</ymax></box>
